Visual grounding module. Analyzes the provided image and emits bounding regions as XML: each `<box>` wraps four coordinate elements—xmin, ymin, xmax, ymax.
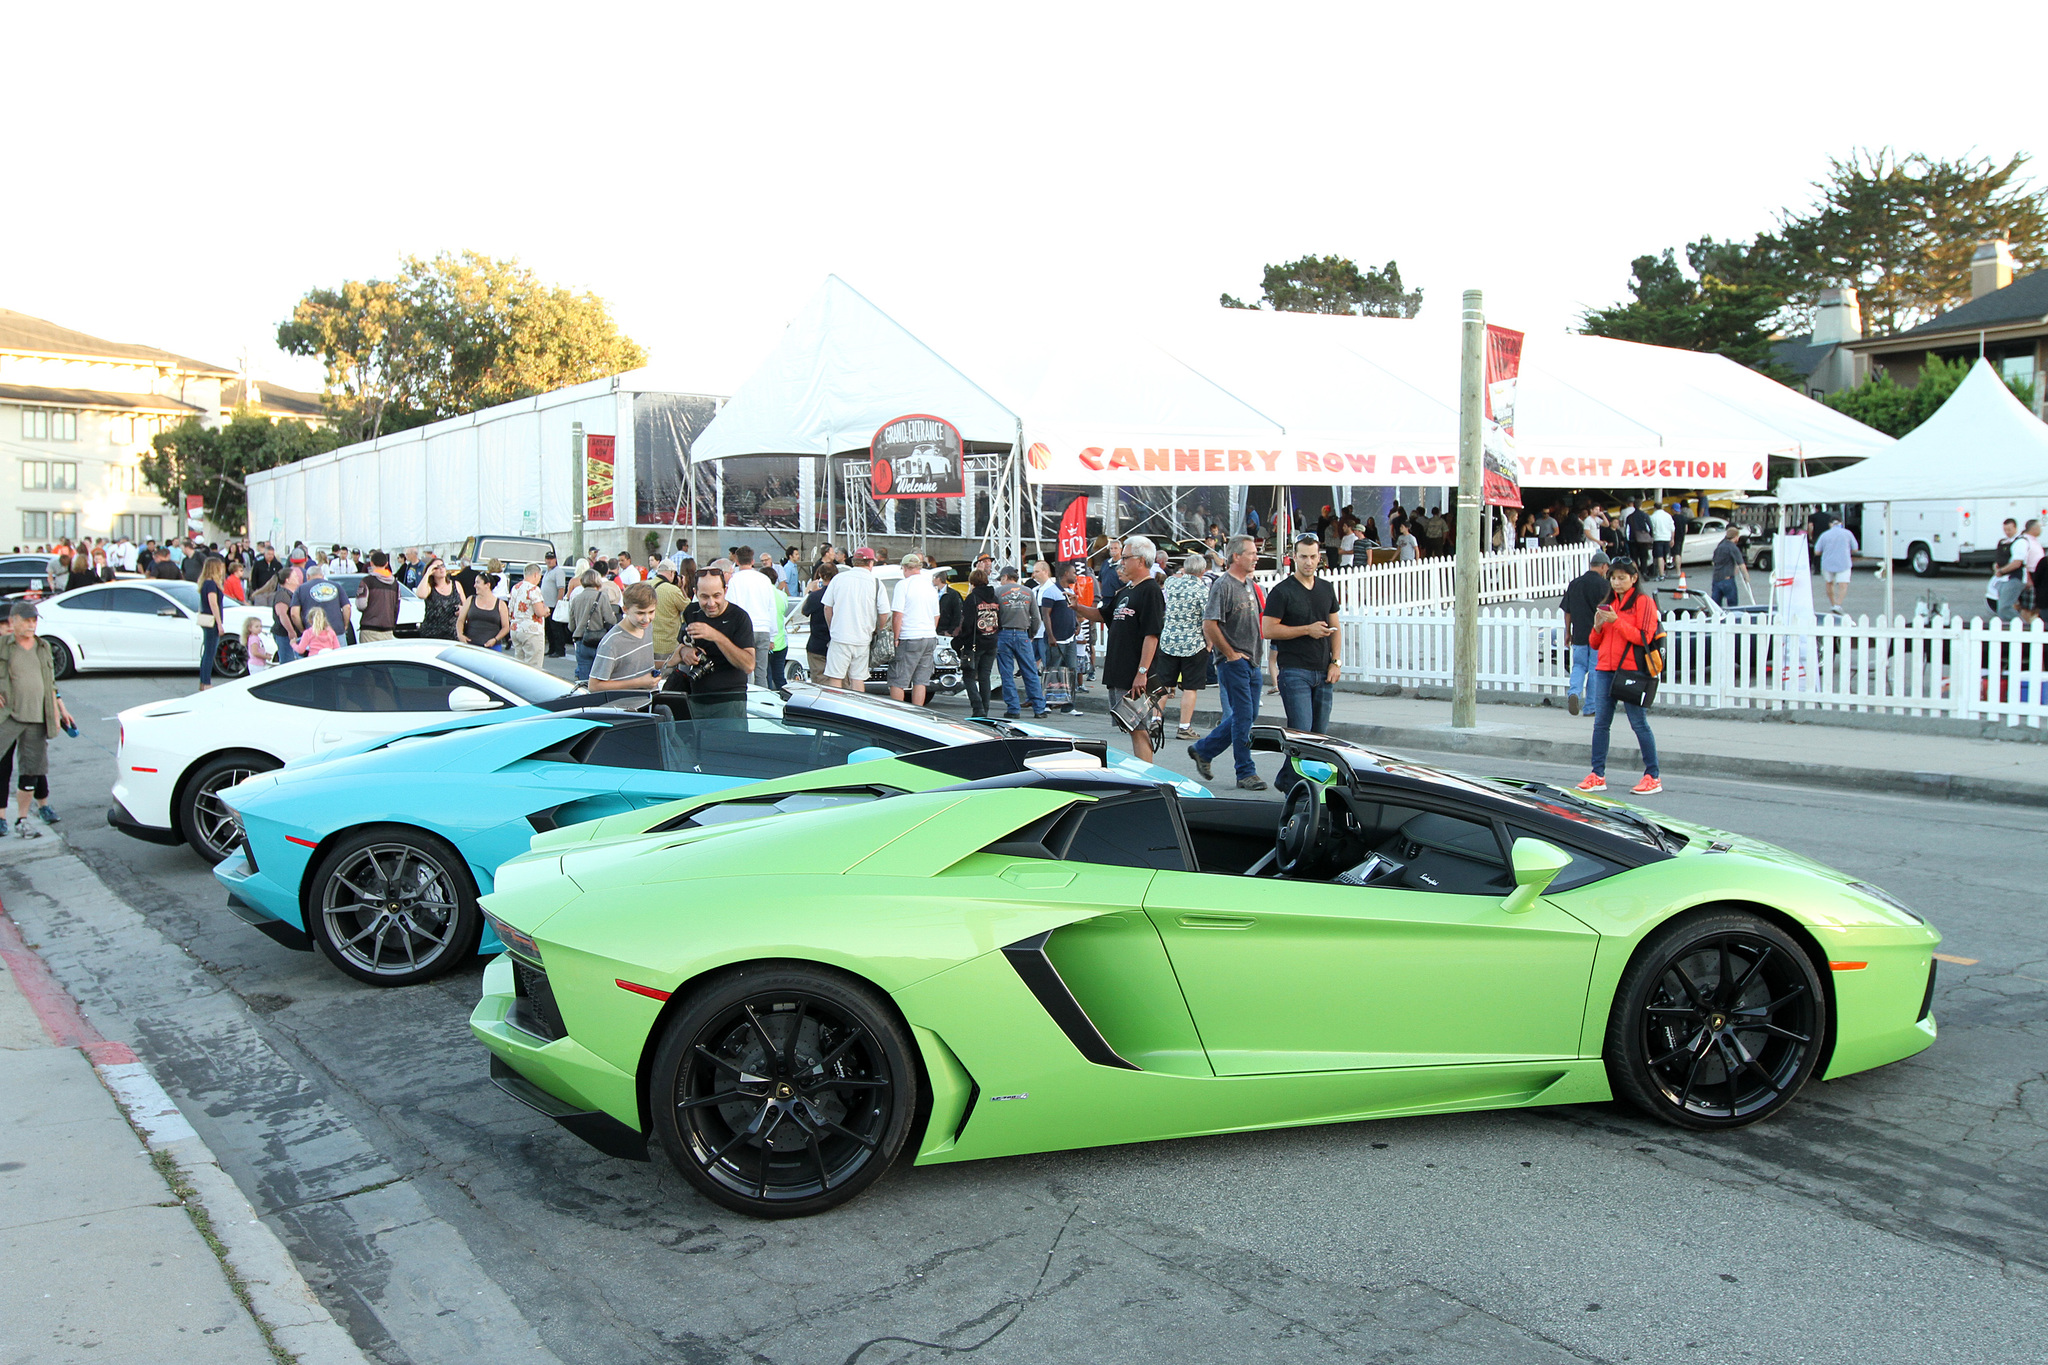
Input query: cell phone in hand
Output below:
<box><xmin>62</xmin><ymin>719</ymin><xmax>79</xmax><ymax>738</ymax></box>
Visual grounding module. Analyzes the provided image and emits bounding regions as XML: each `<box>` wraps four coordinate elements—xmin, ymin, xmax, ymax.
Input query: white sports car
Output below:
<box><xmin>109</xmin><ymin>640</ymin><xmax>585</xmax><ymax>863</ymax></box>
<box><xmin>36</xmin><ymin>579</ymin><xmax>270</xmax><ymax>679</ymax></box>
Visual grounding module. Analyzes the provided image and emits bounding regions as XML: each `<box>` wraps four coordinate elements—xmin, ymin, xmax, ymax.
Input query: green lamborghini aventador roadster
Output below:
<box><xmin>470</xmin><ymin>729</ymin><xmax>1940</xmax><ymax>1218</ymax></box>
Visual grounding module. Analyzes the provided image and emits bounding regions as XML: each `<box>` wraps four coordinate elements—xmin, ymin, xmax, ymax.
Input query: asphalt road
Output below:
<box><xmin>20</xmin><ymin>663</ymin><xmax>2048</xmax><ymax>1365</ymax></box>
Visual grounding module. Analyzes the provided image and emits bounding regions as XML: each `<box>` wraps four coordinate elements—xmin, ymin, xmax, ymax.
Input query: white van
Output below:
<box><xmin>1886</xmin><ymin>499</ymin><xmax>2048</xmax><ymax>577</ymax></box>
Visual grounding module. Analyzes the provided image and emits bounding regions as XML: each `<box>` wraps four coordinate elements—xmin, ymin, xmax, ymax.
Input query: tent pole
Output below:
<box><xmin>1883</xmin><ymin>501</ymin><xmax>1894</xmax><ymax>620</ymax></box>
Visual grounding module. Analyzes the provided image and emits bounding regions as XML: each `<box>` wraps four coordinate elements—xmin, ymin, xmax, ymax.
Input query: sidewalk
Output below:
<box><xmin>1190</xmin><ymin>689</ymin><xmax>2048</xmax><ymax>806</ymax></box>
<box><xmin>0</xmin><ymin>866</ymin><xmax>365</xmax><ymax>1365</ymax></box>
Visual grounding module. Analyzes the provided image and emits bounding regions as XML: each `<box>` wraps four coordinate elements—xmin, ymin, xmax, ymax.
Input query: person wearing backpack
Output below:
<box><xmin>955</xmin><ymin>567</ymin><xmax>1001</xmax><ymax>717</ymax></box>
<box><xmin>1576</xmin><ymin>556</ymin><xmax>1663</xmax><ymax>795</ymax></box>
<box><xmin>569</xmin><ymin>569</ymin><xmax>621</xmax><ymax>683</ymax></box>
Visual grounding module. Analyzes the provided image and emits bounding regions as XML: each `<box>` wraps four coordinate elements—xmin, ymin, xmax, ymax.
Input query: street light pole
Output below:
<box><xmin>1453</xmin><ymin>290</ymin><xmax>1484</xmax><ymax>729</ymax></box>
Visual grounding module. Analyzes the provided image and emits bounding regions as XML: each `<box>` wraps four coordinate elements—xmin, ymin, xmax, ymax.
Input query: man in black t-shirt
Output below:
<box><xmin>1072</xmin><ymin>537</ymin><xmax>1166</xmax><ymax>760</ymax></box>
<box><xmin>676</xmin><ymin>567</ymin><xmax>756</xmax><ymax>721</ymax></box>
<box><xmin>1262</xmin><ymin>534</ymin><xmax>1341</xmax><ymax>790</ymax></box>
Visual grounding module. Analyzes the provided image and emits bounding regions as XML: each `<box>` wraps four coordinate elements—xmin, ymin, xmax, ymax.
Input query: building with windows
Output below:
<box><xmin>0</xmin><ymin>309</ymin><xmax>236</xmax><ymax>548</ymax></box>
<box><xmin>1845</xmin><ymin>241</ymin><xmax>2048</xmax><ymax>420</ymax></box>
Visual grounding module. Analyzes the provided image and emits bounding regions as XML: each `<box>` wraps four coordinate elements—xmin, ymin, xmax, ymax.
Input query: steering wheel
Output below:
<box><xmin>1275</xmin><ymin>781</ymin><xmax>1328</xmax><ymax>877</ymax></box>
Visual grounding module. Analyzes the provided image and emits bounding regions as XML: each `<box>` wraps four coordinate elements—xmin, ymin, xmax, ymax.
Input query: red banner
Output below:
<box><xmin>1481</xmin><ymin>324</ymin><xmax>1524</xmax><ymax>508</ymax></box>
<box><xmin>585</xmin><ymin>434</ymin><xmax>616</xmax><ymax>521</ymax></box>
<box><xmin>1056</xmin><ymin>496</ymin><xmax>1089</xmax><ymax>563</ymax></box>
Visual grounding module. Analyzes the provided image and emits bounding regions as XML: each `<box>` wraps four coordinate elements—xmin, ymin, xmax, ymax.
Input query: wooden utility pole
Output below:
<box><xmin>1453</xmin><ymin>290</ymin><xmax>1484</xmax><ymax>729</ymax></box>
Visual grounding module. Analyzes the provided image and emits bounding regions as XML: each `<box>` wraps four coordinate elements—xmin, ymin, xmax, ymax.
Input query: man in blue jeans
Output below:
<box><xmin>993</xmin><ymin>566</ymin><xmax>1049</xmax><ymax>718</ymax></box>
<box><xmin>1189</xmin><ymin>535</ymin><xmax>1268</xmax><ymax>790</ymax></box>
<box><xmin>1557</xmin><ymin>551</ymin><xmax>1610</xmax><ymax>716</ymax></box>
<box><xmin>1709</xmin><ymin>523</ymin><xmax>1748</xmax><ymax>608</ymax></box>
<box><xmin>1262</xmin><ymin>533</ymin><xmax>1341</xmax><ymax>791</ymax></box>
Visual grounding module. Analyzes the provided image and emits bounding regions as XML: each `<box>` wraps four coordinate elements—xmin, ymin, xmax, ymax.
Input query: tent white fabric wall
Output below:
<box><xmin>241</xmin><ymin>376</ymin><xmax>662</xmax><ymax>553</ymax></box>
<box><xmin>692</xmin><ymin>276</ymin><xmax>1893</xmax><ymax>490</ymax></box>
<box><xmin>1778</xmin><ymin>359</ymin><xmax>2048</xmax><ymax>502</ymax></box>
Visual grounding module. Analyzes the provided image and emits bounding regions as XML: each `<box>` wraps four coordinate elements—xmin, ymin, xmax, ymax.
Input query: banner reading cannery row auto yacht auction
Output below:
<box><xmin>1021</xmin><ymin>435</ymin><xmax>1763</xmax><ymax>489</ymax></box>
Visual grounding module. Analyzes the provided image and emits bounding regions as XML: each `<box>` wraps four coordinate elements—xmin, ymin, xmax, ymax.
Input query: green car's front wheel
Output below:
<box><xmin>651</xmin><ymin>966</ymin><xmax>919</xmax><ymax>1218</ymax></box>
<box><xmin>1606</xmin><ymin>909</ymin><xmax>1826</xmax><ymax>1130</ymax></box>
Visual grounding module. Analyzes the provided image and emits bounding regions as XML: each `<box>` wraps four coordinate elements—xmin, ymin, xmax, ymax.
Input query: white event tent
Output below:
<box><xmin>1779</xmin><ymin>359</ymin><xmax>2048</xmax><ymax>616</ymax></box>
<box><xmin>695</xmin><ymin>277</ymin><xmax>1893</xmax><ymax>505</ymax></box>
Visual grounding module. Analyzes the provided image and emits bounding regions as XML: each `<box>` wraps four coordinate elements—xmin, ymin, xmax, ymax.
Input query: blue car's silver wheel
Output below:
<box><xmin>308</xmin><ymin>828</ymin><xmax>480</xmax><ymax>986</ymax></box>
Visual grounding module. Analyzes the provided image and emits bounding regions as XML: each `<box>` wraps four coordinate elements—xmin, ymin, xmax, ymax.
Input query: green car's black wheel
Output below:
<box><xmin>652</xmin><ymin>966</ymin><xmax>918</xmax><ymax>1218</ymax></box>
<box><xmin>307</xmin><ymin>827</ymin><xmax>481</xmax><ymax>986</ymax></box>
<box><xmin>1606</xmin><ymin>909</ymin><xmax>1825</xmax><ymax>1130</ymax></box>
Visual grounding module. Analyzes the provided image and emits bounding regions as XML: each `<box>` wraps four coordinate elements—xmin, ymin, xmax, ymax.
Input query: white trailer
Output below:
<box><xmin>1889</xmin><ymin>498</ymin><xmax>2048</xmax><ymax>576</ymax></box>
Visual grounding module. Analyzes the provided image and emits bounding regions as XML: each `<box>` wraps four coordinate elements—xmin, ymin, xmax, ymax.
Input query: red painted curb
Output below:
<box><xmin>0</xmin><ymin>902</ymin><xmax>134</xmax><ymax>1063</ymax></box>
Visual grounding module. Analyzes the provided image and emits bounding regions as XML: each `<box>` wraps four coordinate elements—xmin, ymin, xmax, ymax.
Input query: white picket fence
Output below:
<box><xmin>1253</xmin><ymin>543</ymin><xmax>1594</xmax><ymax>614</ymax></box>
<box><xmin>1346</xmin><ymin>607</ymin><xmax>2048</xmax><ymax>726</ymax></box>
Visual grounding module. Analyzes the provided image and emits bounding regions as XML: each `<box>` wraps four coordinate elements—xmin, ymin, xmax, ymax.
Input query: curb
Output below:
<box><xmin>1180</xmin><ymin>706</ymin><xmax>2048</xmax><ymax>809</ymax></box>
<box><xmin>0</xmin><ymin>905</ymin><xmax>369</xmax><ymax>1365</ymax></box>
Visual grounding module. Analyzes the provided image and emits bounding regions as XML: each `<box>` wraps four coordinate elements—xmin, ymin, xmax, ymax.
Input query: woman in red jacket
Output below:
<box><xmin>1577</xmin><ymin>557</ymin><xmax>1662</xmax><ymax>795</ymax></box>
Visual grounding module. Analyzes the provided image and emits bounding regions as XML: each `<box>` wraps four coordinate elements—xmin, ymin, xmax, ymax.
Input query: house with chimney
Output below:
<box><xmin>1844</xmin><ymin>241</ymin><xmax>2047</xmax><ymax>420</ymax></box>
<box><xmin>1770</xmin><ymin>287</ymin><xmax>1865</xmax><ymax>399</ymax></box>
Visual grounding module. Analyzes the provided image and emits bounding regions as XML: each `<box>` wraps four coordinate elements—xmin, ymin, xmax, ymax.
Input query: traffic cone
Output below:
<box><xmin>1676</xmin><ymin>564</ymin><xmax>1689</xmax><ymax>591</ymax></box>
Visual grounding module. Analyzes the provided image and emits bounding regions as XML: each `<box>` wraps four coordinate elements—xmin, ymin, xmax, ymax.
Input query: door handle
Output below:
<box><xmin>1177</xmin><ymin>913</ymin><xmax>1255</xmax><ymax>930</ymax></box>
<box><xmin>1001</xmin><ymin>866</ymin><xmax>1075</xmax><ymax>890</ymax></box>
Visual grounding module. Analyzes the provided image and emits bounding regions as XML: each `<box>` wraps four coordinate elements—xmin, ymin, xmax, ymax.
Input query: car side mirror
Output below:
<box><xmin>448</xmin><ymin>686</ymin><xmax>502</xmax><ymax>712</ymax></box>
<box><xmin>1291</xmin><ymin>757</ymin><xmax>1338</xmax><ymax>786</ymax></box>
<box><xmin>1502</xmin><ymin>838</ymin><xmax>1573</xmax><ymax>914</ymax></box>
<box><xmin>845</xmin><ymin>745</ymin><xmax>896</xmax><ymax>765</ymax></box>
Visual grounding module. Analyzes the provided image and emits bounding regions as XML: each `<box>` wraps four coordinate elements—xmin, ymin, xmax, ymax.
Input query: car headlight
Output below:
<box><xmin>483</xmin><ymin>911</ymin><xmax>543</xmax><ymax>962</ymax></box>
<box><xmin>1848</xmin><ymin>881</ymin><xmax>1923</xmax><ymax>923</ymax></box>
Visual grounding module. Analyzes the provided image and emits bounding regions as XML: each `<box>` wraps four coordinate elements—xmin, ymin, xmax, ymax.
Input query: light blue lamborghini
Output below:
<box><xmin>213</xmin><ymin>684</ymin><xmax>1206</xmax><ymax>986</ymax></box>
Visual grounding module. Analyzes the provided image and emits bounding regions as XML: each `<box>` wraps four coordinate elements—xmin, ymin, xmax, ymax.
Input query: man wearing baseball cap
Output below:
<box><xmin>0</xmin><ymin>601</ymin><xmax>72</xmax><ymax>838</ymax></box>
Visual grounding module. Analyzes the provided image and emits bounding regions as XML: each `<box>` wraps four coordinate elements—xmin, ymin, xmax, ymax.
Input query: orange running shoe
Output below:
<box><xmin>1574</xmin><ymin>773</ymin><xmax>1607</xmax><ymax>792</ymax></box>
<box><xmin>1632</xmin><ymin>775</ymin><xmax>1663</xmax><ymax>795</ymax></box>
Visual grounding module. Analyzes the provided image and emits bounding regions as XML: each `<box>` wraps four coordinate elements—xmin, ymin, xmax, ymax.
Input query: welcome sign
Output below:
<box><xmin>870</xmin><ymin>414</ymin><xmax>965</xmax><ymax>499</ymax></box>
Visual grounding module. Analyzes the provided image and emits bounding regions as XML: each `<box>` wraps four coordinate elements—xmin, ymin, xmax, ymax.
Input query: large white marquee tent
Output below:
<box><xmin>694</xmin><ymin>276</ymin><xmax>1893</xmax><ymax>494</ymax></box>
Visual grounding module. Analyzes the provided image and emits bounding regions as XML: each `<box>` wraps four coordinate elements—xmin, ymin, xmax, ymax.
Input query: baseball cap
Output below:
<box><xmin>1588</xmin><ymin>551</ymin><xmax>1610</xmax><ymax>567</ymax></box>
<box><xmin>853</xmin><ymin>547</ymin><xmax>877</xmax><ymax>562</ymax></box>
<box><xmin>9</xmin><ymin>601</ymin><xmax>38</xmax><ymax>621</ymax></box>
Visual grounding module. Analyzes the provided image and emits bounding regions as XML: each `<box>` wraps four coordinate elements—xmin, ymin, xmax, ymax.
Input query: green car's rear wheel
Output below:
<box><xmin>651</xmin><ymin>966</ymin><xmax>918</xmax><ymax>1218</ymax></box>
<box><xmin>1606</xmin><ymin>910</ymin><xmax>1825</xmax><ymax>1130</ymax></box>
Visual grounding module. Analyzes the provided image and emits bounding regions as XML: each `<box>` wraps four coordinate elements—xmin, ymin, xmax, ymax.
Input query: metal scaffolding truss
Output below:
<box><xmin>839</xmin><ymin>448</ymin><xmax>1020</xmax><ymax>567</ymax></box>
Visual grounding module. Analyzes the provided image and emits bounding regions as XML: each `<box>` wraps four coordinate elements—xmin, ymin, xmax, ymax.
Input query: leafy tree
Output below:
<box><xmin>278</xmin><ymin>251</ymin><xmax>649</xmax><ymax>444</ymax></box>
<box><xmin>1824</xmin><ymin>354</ymin><xmax>2037</xmax><ymax>437</ymax></box>
<box><xmin>1220</xmin><ymin>254</ymin><xmax>1423</xmax><ymax>317</ymax></box>
<box><xmin>1770</xmin><ymin>150</ymin><xmax>2048</xmax><ymax>334</ymax></box>
<box><xmin>1579</xmin><ymin>240</ymin><xmax>1793</xmax><ymax>375</ymax></box>
<box><xmin>145</xmin><ymin>408</ymin><xmax>343</xmax><ymax>535</ymax></box>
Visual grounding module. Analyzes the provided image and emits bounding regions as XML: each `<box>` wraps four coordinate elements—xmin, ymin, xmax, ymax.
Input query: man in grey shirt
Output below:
<box><xmin>1189</xmin><ymin>535</ymin><xmax>1266</xmax><ymax>789</ymax></box>
<box><xmin>993</xmin><ymin>566</ymin><xmax>1047</xmax><ymax>718</ymax></box>
<box><xmin>539</xmin><ymin>551</ymin><xmax>570</xmax><ymax>657</ymax></box>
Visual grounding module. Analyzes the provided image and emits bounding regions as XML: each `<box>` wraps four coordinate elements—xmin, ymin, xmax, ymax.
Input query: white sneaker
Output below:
<box><xmin>13</xmin><ymin>817</ymin><xmax>41</xmax><ymax>840</ymax></box>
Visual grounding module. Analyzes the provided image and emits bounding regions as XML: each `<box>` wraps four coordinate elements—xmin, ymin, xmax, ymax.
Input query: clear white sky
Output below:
<box><xmin>6</xmin><ymin>2</ymin><xmax>2037</xmax><ymax>398</ymax></box>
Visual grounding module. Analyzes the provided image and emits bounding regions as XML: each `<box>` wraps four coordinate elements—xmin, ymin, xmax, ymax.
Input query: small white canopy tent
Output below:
<box><xmin>1779</xmin><ymin>359</ymin><xmax>2048</xmax><ymax>616</ymax></box>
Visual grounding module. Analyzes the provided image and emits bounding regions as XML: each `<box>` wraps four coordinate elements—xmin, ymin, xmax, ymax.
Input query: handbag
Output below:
<box><xmin>1612</xmin><ymin>640</ymin><xmax>1659</xmax><ymax>708</ymax></box>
